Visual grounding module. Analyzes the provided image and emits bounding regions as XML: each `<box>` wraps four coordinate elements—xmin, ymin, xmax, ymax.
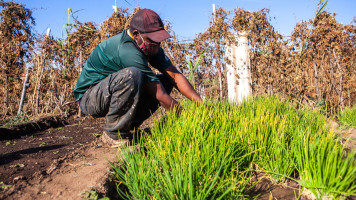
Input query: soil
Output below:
<box><xmin>0</xmin><ymin>116</ymin><xmax>355</xmax><ymax>200</ymax></box>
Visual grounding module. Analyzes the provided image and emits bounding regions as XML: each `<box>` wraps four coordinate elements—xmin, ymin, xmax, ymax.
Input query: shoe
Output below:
<box><xmin>101</xmin><ymin>131</ymin><xmax>130</xmax><ymax>148</ymax></box>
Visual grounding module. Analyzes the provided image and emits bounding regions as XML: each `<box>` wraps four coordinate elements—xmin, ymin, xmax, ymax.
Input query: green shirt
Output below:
<box><xmin>73</xmin><ymin>29</ymin><xmax>172</xmax><ymax>101</ymax></box>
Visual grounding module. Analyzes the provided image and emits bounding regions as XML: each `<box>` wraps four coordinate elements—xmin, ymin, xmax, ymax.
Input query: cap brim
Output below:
<box><xmin>145</xmin><ymin>29</ymin><xmax>171</xmax><ymax>43</ymax></box>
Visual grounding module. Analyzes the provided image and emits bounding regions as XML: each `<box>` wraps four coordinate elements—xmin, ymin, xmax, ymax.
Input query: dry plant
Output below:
<box><xmin>0</xmin><ymin>1</ymin><xmax>355</xmax><ymax>121</ymax></box>
<box><xmin>0</xmin><ymin>1</ymin><xmax>34</xmax><ymax>119</ymax></box>
<box><xmin>194</xmin><ymin>7</ymin><xmax>231</xmax><ymax>100</ymax></box>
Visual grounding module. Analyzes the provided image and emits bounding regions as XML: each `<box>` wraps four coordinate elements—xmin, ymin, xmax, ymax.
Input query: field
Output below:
<box><xmin>1</xmin><ymin>96</ymin><xmax>356</xmax><ymax>199</ymax></box>
<box><xmin>1</xmin><ymin>1</ymin><xmax>356</xmax><ymax>199</ymax></box>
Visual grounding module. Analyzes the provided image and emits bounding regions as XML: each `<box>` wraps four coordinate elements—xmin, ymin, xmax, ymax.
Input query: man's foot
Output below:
<box><xmin>101</xmin><ymin>131</ymin><xmax>130</xmax><ymax>148</ymax></box>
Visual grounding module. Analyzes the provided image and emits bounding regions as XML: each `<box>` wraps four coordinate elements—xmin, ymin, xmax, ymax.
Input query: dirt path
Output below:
<box><xmin>0</xmin><ymin>116</ymin><xmax>122</xmax><ymax>199</ymax></box>
<box><xmin>8</xmin><ymin>145</ymin><xmax>119</xmax><ymax>200</ymax></box>
<box><xmin>329</xmin><ymin>120</ymin><xmax>356</xmax><ymax>149</ymax></box>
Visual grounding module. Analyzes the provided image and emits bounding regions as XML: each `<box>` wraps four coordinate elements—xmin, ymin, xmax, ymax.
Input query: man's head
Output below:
<box><xmin>130</xmin><ymin>9</ymin><xmax>170</xmax><ymax>56</ymax></box>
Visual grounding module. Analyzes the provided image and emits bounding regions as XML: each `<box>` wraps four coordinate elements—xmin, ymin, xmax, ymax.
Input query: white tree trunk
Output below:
<box><xmin>225</xmin><ymin>32</ymin><xmax>252</xmax><ymax>104</ymax></box>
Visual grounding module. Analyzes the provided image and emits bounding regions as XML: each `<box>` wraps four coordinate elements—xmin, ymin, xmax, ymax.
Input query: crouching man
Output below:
<box><xmin>73</xmin><ymin>9</ymin><xmax>202</xmax><ymax>146</ymax></box>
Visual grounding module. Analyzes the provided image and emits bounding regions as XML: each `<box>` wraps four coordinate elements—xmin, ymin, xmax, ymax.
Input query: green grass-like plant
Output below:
<box><xmin>338</xmin><ymin>104</ymin><xmax>356</xmax><ymax>128</ymax></box>
<box><xmin>112</xmin><ymin>96</ymin><xmax>356</xmax><ymax>199</ymax></box>
<box><xmin>113</xmin><ymin>102</ymin><xmax>252</xmax><ymax>199</ymax></box>
<box><xmin>186</xmin><ymin>50</ymin><xmax>205</xmax><ymax>88</ymax></box>
<box><xmin>293</xmin><ymin>131</ymin><xmax>356</xmax><ymax>199</ymax></box>
<box><xmin>1</xmin><ymin>113</ymin><xmax>30</xmax><ymax>128</ymax></box>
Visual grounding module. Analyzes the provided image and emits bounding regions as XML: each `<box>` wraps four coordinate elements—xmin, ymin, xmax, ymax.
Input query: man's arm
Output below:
<box><xmin>163</xmin><ymin>65</ymin><xmax>203</xmax><ymax>105</ymax></box>
<box><xmin>144</xmin><ymin>81</ymin><xmax>179</xmax><ymax>111</ymax></box>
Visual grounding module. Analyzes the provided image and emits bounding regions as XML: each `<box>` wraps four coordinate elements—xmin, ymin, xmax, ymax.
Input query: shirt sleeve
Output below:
<box><xmin>148</xmin><ymin>47</ymin><xmax>173</xmax><ymax>73</ymax></box>
<box><xmin>118</xmin><ymin>42</ymin><xmax>160</xmax><ymax>83</ymax></box>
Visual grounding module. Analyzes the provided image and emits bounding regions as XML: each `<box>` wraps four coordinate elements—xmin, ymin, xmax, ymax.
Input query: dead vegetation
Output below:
<box><xmin>0</xmin><ymin>1</ymin><xmax>355</xmax><ymax>122</ymax></box>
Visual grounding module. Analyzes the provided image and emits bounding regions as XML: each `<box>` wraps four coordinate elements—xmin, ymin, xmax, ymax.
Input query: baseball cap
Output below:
<box><xmin>130</xmin><ymin>9</ymin><xmax>171</xmax><ymax>43</ymax></box>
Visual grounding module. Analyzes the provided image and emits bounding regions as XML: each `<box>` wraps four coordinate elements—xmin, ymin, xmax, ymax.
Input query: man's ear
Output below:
<box><xmin>132</xmin><ymin>29</ymin><xmax>139</xmax><ymax>36</ymax></box>
<box><xmin>131</xmin><ymin>29</ymin><xmax>140</xmax><ymax>41</ymax></box>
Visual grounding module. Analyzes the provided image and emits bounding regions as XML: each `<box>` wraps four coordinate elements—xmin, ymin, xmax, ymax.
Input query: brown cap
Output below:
<box><xmin>130</xmin><ymin>9</ymin><xmax>171</xmax><ymax>42</ymax></box>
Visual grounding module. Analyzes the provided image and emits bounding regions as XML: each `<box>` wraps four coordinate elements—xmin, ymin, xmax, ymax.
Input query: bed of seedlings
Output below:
<box><xmin>338</xmin><ymin>104</ymin><xmax>356</xmax><ymax>129</ymax></box>
<box><xmin>112</xmin><ymin>96</ymin><xmax>356</xmax><ymax>200</ymax></box>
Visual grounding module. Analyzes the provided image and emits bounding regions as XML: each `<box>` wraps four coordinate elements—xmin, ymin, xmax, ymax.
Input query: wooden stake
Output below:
<box><xmin>18</xmin><ymin>67</ymin><xmax>30</xmax><ymax>116</ymax></box>
<box><xmin>212</xmin><ymin>4</ymin><xmax>216</xmax><ymax>23</ymax></box>
<box><xmin>312</xmin><ymin>56</ymin><xmax>321</xmax><ymax>101</ymax></box>
<box><xmin>333</xmin><ymin>49</ymin><xmax>344</xmax><ymax>108</ymax></box>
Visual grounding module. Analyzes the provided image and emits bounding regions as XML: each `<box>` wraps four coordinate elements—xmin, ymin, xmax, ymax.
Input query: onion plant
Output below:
<box><xmin>235</xmin><ymin>97</ymin><xmax>298</xmax><ymax>182</ymax></box>
<box><xmin>112</xmin><ymin>96</ymin><xmax>356</xmax><ymax>199</ymax></box>
<box><xmin>293</xmin><ymin>131</ymin><xmax>356</xmax><ymax>199</ymax></box>
<box><xmin>338</xmin><ymin>104</ymin><xmax>356</xmax><ymax>128</ymax></box>
<box><xmin>113</xmin><ymin>101</ymin><xmax>252</xmax><ymax>199</ymax></box>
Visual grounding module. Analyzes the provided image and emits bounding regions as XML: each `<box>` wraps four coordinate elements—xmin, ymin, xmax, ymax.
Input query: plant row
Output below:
<box><xmin>112</xmin><ymin>96</ymin><xmax>356</xmax><ymax>199</ymax></box>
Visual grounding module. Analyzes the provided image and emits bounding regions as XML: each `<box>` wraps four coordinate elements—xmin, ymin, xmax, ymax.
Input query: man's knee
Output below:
<box><xmin>124</xmin><ymin>67</ymin><xmax>143</xmax><ymax>80</ymax></box>
<box><xmin>111</xmin><ymin>67</ymin><xmax>143</xmax><ymax>90</ymax></box>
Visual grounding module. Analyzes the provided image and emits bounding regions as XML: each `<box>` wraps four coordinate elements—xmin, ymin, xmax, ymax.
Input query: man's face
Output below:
<box><xmin>135</xmin><ymin>32</ymin><xmax>161</xmax><ymax>56</ymax></box>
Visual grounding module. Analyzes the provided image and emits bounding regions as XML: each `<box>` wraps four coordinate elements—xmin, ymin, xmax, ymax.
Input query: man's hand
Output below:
<box><xmin>163</xmin><ymin>65</ymin><xmax>203</xmax><ymax>105</ymax></box>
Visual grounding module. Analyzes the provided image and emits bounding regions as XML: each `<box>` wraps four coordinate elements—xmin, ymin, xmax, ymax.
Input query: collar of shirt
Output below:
<box><xmin>127</xmin><ymin>29</ymin><xmax>134</xmax><ymax>40</ymax></box>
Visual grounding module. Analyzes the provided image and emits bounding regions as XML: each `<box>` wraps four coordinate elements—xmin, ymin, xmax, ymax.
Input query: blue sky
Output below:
<box><xmin>12</xmin><ymin>0</ymin><xmax>356</xmax><ymax>40</ymax></box>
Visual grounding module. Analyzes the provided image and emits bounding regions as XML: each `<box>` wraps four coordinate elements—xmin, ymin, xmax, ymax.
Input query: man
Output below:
<box><xmin>73</xmin><ymin>9</ymin><xmax>202</xmax><ymax>146</ymax></box>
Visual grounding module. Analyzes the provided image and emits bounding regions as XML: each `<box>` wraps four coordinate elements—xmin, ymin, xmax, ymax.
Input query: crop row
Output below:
<box><xmin>112</xmin><ymin>96</ymin><xmax>356</xmax><ymax>199</ymax></box>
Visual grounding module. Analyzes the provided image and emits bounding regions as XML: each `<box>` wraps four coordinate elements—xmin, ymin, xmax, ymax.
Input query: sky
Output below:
<box><xmin>10</xmin><ymin>0</ymin><xmax>356</xmax><ymax>41</ymax></box>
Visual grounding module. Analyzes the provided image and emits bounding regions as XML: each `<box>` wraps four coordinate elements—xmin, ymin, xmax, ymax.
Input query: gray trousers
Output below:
<box><xmin>79</xmin><ymin>67</ymin><xmax>173</xmax><ymax>139</ymax></box>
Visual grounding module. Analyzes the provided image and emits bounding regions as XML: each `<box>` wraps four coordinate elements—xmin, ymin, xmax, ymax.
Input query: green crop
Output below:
<box><xmin>338</xmin><ymin>104</ymin><xmax>356</xmax><ymax>128</ymax></box>
<box><xmin>186</xmin><ymin>50</ymin><xmax>205</xmax><ymax>88</ymax></box>
<box><xmin>293</xmin><ymin>131</ymin><xmax>356</xmax><ymax>199</ymax></box>
<box><xmin>112</xmin><ymin>96</ymin><xmax>356</xmax><ymax>199</ymax></box>
<box><xmin>113</xmin><ymin>102</ymin><xmax>251</xmax><ymax>199</ymax></box>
